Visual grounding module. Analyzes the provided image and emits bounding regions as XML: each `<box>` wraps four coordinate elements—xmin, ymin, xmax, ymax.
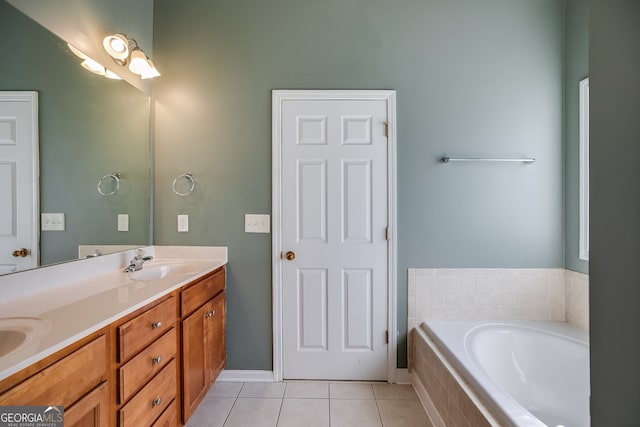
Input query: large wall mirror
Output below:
<box><xmin>0</xmin><ymin>1</ymin><xmax>151</xmax><ymax>274</ymax></box>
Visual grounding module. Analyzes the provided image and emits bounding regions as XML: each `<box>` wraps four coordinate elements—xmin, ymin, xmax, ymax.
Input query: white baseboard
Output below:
<box><xmin>217</xmin><ymin>370</ymin><xmax>276</xmax><ymax>382</ymax></box>
<box><xmin>395</xmin><ymin>368</ymin><xmax>412</xmax><ymax>384</ymax></box>
<box><xmin>217</xmin><ymin>369</ymin><xmax>412</xmax><ymax>384</ymax></box>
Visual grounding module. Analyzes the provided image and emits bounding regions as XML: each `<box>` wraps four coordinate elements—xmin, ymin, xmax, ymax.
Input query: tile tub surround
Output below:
<box><xmin>565</xmin><ymin>269</ymin><xmax>589</xmax><ymax>330</ymax></box>
<box><xmin>411</xmin><ymin>327</ymin><xmax>498</xmax><ymax>427</ymax></box>
<box><xmin>407</xmin><ymin>268</ymin><xmax>565</xmax><ymax>326</ymax></box>
<box><xmin>406</xmin><ymin>268</ymin><xmax>589</xmax><ymax>376</ymax></box>
<box><xmin>407</xmin><ymin>268</ymin><xmax>589</xmax><ymax>330</ymax></box>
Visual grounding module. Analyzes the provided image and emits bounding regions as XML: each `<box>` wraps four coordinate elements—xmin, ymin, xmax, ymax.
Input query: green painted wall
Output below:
<box><xmin>589</xmin><ymin>0</ymin><xmax>640</xmax><ymax>423</ymax></box>
<box><xmin>153</xmin><ymin>0</ymin><xmax>565</xmax><ymax>370</ymax></box>
<box><xmin>0</xmin><ymin>1</ymin><xmax>150</xmax><ymax>266</ymax></box>
<box><xmin>564</xmin><ymin>0</ymin><xmax>589</xmax><ymax>274</ymax></box>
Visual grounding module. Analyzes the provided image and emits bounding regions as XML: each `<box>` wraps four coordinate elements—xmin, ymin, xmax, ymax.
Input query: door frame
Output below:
<box><xmin>271</xmin><ymin>90</ymin><xmax>397</xmax><ymax>382</ymax></box>
<box><xmin>0</xmin><ymin>91</ymin><xmax>39</xmax><ymax>271</ymax></box>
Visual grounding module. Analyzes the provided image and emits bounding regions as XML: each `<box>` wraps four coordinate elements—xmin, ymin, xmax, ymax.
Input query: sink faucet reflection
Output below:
<box><xmin>124</xmin><ymin>249</ymin><xmax>154</xmax><ymax>273</ymax></box>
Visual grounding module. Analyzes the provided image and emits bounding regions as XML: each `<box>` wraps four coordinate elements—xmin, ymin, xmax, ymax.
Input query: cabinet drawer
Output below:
<box><xmin>152</xmin><ymin>399</ymin><xmax>177</xmax><ymax>427</ymax></box>
<box><xmin>118</xmin><ymin>296</ymin><xmax>176</xmax><ymax>362</ymax></box>
<box><xmin>118</xmin><ymin>359</ymin><xmax>177</xmax><ymax>427</ymax></box>
<box><xmin>0</xmin><ymin>334</ymin><xmax>107</xmax><ymax>407</ymax></box>
<box><xmin>181</xmin><ymin>268</ymin><xmax>225</xmax><ymax>317</ymax></box>
<box><xmin>119</xmin><ymin>328</ymin><xmax>177</xmax><ymax>403</ymax></box>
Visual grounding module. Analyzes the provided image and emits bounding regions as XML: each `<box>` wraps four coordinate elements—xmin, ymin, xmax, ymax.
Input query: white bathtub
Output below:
<box><xmin>419</xmin><ymin>321</ymin><xmax>590</xmax><ymax>427</ymax></box>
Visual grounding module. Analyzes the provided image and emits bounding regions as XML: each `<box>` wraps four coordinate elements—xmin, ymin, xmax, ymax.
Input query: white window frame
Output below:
<box><xmin>579</xmin><ymin>78</ymin><xmax>589</xmax><ymax>261</ymax></box>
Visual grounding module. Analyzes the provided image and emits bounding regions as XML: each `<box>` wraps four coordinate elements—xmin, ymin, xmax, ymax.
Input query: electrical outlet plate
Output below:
<box><xmin>245</xmin><ymin>214</ymin><xmax>270</xmax><ymax>233</ymax></box>
<box><xmin>41</xmin><ymin>213</ymin><xmax>65</xmax><ymax>231</ymax></box>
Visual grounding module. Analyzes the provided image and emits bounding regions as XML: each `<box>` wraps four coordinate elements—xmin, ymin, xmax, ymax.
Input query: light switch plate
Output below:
<box><xmin>117</xmin><ymin>214</ymin><xmax>129</xmax><ymax>232</ymax></box>
<box><xmin>41</xmin><ymin>213</ymin><xmax>65</xmax><ymax>231</ymax></box>
<box><xmin>245</xmin><ymin>214</ymin><xmax>270</xmax><ymax>233</ymax></box>
<box><xmin>178</xmin><ymin>214</ymin><xmax>189</xmax><ymax>232</ymax></box>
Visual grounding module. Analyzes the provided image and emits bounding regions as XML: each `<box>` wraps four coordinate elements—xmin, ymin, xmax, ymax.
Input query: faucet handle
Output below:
<box><xmin>134</xmin><ymin>248</ymin><xmax>145</xmax><ymax>259</ymax></box>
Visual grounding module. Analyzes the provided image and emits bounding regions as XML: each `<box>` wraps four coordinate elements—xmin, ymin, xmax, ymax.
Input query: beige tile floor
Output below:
<box><xmin>186</xmin><ymin>381</ymin><xmax>432</xmax><ymax>427</ymax></box>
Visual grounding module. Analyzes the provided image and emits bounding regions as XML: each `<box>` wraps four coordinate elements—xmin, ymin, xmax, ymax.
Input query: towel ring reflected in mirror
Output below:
<box><xmin>172</xmin><ymin>172</ymin><xmax>195</xmax><ymax>196</ymax></box>
<box><xmin>97</xmin><ymin>172</ymin><xmax>121</xmax><ymax>196</ymax></box>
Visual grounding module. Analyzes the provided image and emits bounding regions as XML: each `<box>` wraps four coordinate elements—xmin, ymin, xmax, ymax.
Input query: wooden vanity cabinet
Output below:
<box><xmin>0</xmin><ymin>264</ymin><xmax>227</xmax><ymax>427</ymax></box>
<box><xmin>181</xmin><ymin>266</ymin><xmax>226</xmax><ymax>423</ymax></box>
<box><xmin>0</xmin><ymin>331</ymin><xmax>110</xmax><ymax>427</ymax></box>
<box><xmin>114</xmin><ymin>295</ymin><xmax>178</xmax><ymax>427</ymax></box>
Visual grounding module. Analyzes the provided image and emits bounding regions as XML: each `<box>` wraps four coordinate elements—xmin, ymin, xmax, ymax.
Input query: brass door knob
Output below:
<box><xmin>285</xmin><ymin>251</ymin><xmax>296</xmax><ymax>261</ymax></box>
<box><xmin>12</xmin><ymin>248</ymin><xmax>30</xmax><ymax>258</ymax></box>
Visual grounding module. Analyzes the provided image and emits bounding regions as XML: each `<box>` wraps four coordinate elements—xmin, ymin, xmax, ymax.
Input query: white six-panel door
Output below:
<box><xmin>0</xmin><ymin>92</ymin><xmax>38</xmax><ymax>274</ymax></box>
<box><xmin>274</xmin><ymin>91</ymin><xmax>395</xmax><ymax>380</ymax></box>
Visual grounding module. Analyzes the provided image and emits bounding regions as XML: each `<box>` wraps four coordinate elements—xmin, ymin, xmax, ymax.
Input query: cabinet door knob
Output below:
<box><xmin>152</xmin><ymin>355</ymin><xmax>163</xmax><ymax>365</ymax></box>
<box><xmin>284</xmin><ymin>251</ymin><xmax>296</xmax><ymax>261</ymax></box>
<box><xmin>205</xmin><ymin>310</ymin><xmax>214</xmax><ymax>318</ymax></box>
<box><xmin>151</xmin><ymin>321</ymin><xmax>163</xmax><ymax>329</ymax></box>
<box><xmin>152</xmin><ymin>397</ymin><xmax>162</xmax><ymax>407</ymax></box>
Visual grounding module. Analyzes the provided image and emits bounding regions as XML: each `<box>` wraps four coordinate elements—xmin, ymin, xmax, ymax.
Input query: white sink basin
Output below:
<box><xmin>129</xmin><ymin>262</ymin><xmax>200</xmax><ymax>281</ymax></box>
<box><xmin>0</xmin><ymin>317</ymin><xmax>51</xmax><ymax>359</ymax></box>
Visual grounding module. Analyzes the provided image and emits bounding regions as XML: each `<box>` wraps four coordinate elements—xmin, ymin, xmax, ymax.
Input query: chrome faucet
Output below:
<box><xmin>124</xmin><ymin>249</ymin><xmax>154</xmax><ymax>272</ymax></box>
<box><xmin>84</xmin><ymin>249</ymin><xmax>103</xmax><ymax>259</ymax></box>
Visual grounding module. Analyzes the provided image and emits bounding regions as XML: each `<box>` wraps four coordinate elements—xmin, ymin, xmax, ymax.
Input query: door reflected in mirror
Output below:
<box><xmin>0</xmin><ymin>1</ymin><xmax>151</xmax><ymax>274</ymax></box>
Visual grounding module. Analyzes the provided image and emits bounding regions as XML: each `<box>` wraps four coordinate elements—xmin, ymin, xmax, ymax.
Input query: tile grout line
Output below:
<box><xmin>274</xmin><ymin>382</ymin><xmax>288</xmax><ymax>426</ymax></box>
<box><xmin>221</xmin><ymin>382</ymin><xmax>245</xmax><ymax>427</ymax></box>
<box><xmin>220</xmin><ymin>393</ymin><xmax>238</xmax><ymax>426</ymax></box>
<box><xmin>373</xmin><ymin>386</ymin><xmax>385</xmax><ymax>427</ymax></box>
<box><xmin>328</xmin><ymin>385</ymin><xmax>332</xmax><ymax>427</ymax></box>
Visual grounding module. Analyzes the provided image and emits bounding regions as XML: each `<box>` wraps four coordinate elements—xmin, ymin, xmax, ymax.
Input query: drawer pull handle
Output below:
<box><xmin>152</xmin><ymin>355</ymin><xmax>163</xmax><ymax>365</ymax></box>
<box><xmin>152</xmin><ymin>397</ymin><xmax>163</xmax><ymax>407</ymax></box>
<box><xmin>205</xmin><ymin>310</ymin><xmax>215</xmax><ymax>318</ymax></box>
<box><xmin>151</xmin><ymin>321</ymin><xmax>163</xmax><ymax>329</ymax></box>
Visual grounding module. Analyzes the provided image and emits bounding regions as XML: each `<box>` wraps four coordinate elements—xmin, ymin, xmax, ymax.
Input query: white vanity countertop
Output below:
<box><xmin>0</xmin><ymin>245</ymin><xmax>227</xmax><ymax>382</ymax></box>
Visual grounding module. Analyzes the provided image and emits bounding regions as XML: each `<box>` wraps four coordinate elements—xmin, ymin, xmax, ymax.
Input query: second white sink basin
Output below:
<box><xmin>129</xmin><ymin>262</ymin><xmax>201</xmax><ymax>281</ymax></box>
<box><xmin>0</xmin><ymin>317</ymin><xmax>51</xmax><ymax>360</ymax></box>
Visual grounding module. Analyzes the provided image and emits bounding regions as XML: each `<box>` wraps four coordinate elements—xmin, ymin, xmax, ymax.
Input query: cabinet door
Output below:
<box><xmin>207</xmin><ymin>292</ymin><xmax>226</xmax><ymax>384</ymax></box>
<box><xmin>64</xmin><ymin>382</ymin><xmax>110</xmax><ymax>427</ymax></box>
<box><xmin>181</xmin><ymin>302</ymin><xmax>210</xmax><ymax>421</ymax></box>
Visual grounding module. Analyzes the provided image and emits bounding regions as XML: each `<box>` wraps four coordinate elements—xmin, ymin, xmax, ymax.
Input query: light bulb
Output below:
<box><xmin>141</xmin><ymin>59</ymin><xmax>161</xmax><ymax>79</ymax></box>
<box><xmin>103</xmin><ymin>34</ymin><xmax>129</xmax><ymax>60</ymax></box>
<box><xmin>67</xmin><ymin>43</ymin><xmax>89</xmax><ymax>60</ymax></box>
<box><xmin>104</xmin><ymin>69</ymin><xmax>122</xmax><ymax>80</ymax></box>
<box><xmin>128</xmin><ymin>49</ymin><xmax>148</xmax><ymax>75</ymax></box>
<box><xmin>80</xmin><ymin>58</ymin><xmax>106</xmax><ymax>75</ymax></box>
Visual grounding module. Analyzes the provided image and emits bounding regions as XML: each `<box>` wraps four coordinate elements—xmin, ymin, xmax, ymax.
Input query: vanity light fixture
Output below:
<box><xmin>68</xmin><ymin>43</ymin><xmax>122</xmax><ymax>80</ymax></box>
<box><xmin>102</xmin><ymin>33</ymin><xmax>161</xmax><ymax>79</ymax></box>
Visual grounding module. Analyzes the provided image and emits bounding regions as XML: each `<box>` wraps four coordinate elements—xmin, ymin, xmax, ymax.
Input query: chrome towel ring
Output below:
<box><xmin>98</xmin><ymin>172</ymin><xmax>121</xmax><ymax>196</ymax></box>
<box><xmin>172</xmin><ymin>173</ymin><xmax>195</xmax><ymax>196</ymax></box>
